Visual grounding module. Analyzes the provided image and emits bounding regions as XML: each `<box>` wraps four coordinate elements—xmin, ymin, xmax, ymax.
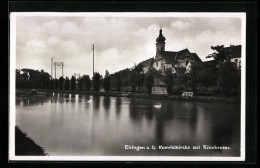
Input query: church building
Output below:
<box><xmin>138</xmin><ymin>29</ymin><xmax>202</xmax><ymax>94</ymax></box>
<box><xmin>139</xmin><ymin>29</ymin><xmax>202</xmax><ymax>74</ymax></box>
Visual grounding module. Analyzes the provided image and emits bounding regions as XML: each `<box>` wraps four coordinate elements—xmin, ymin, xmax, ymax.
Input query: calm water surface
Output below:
<box><xmin>16</xmin><ymin>94</ymin><xmax>240</xmax><ymax>156</ymax></box>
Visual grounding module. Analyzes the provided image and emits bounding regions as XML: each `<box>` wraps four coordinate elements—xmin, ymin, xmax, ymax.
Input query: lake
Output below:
<box><xmin>16</xmin><ymin>93</ymin><xmax>240</xmax><ymax>156</ymax></box>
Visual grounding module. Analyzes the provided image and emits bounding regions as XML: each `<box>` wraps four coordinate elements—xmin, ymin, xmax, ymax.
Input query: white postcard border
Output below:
<box><xmin>9</xmin><ymin>12</ymin><xmax>246</xmax><ymax>161</ymax></box>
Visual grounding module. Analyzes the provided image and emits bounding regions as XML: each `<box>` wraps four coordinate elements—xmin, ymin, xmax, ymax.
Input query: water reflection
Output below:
<box><xmin>93</xmin><ymin>96</ymin><xmax>100</xmax><ymax>110</ymax></box>
<box><xmin>115</xmin><ymin>97</ymin><xmax>122</xmax><ymax>117</ymax></box>
<box><xmin>51</xmin><ymin>95</ymin><xmax>58</xmax><ymax>103</ymax></box>
<box><xmin>103</xmin><ymin>96</ymin><xmax>111</xmax><ymax>110</ymax></box>
<box><xmin>189</xmin><ymin>103</ymin><xmax>198</xmax><ymax>139</ymax></box>
<box><xmin>71</xmin><ymin>94</ymin><xmax>75</xmax><ymax>102</ymax></box>
<box><xmin>16</xmin><ymin>98</ymin><xmax>20</xmax><ymax>106</ymax></box>
<box><xmin>103</xmin><ymin>96</ymin><xmax>111</xmax><ymax>119</ymax></box>
<box><xmin>16</xmin><ymin>94</ymin><xmax>241</xmax><ymax>156</ymax></box>
<box><xmin>129</xmin><ymin>98</ymin><xmax>147</xmax><ymax>122</ymax></box>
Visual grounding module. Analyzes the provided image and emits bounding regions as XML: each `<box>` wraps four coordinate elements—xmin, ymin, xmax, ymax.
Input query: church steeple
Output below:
<box><xmin>156</xmin><ymin>29</ymin><xmax>166</xmax><ymax>53</ymax></box>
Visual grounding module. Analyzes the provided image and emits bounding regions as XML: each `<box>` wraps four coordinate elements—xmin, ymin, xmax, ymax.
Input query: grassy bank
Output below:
<box><xmin>16</xmin><ymin>89</ymin><xmax>240</xmax><ymax>104</ymax></box>
<box><xmin>15</xmin><ymin>126</ymin><xmax>46</xmax><ymax>156</ymax></box>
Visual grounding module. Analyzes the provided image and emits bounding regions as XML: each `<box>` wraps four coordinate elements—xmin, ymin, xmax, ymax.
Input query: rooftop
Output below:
<box><xmin>223</xmin><ymin>45</ymin><xmax>241</xmax><ymax>59</ymax></box>
<box><xmin>138</xmin><ymin>58</ymin><xmax>154</xmax><ymax>67</ymax></box>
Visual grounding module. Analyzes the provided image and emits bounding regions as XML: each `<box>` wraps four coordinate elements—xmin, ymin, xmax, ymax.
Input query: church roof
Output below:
<box><xmin>157</xmin><ymin>51</ymin><xmax>177</xmax><ymax>63</ymax></box>
<box><xmin>223</xmin><ymin>45</ymin><xmax>241</xmax><ymax>59</ymax></box>
<box><xmin>175</xmin><ymin>49</ymin><xmax>202</xmax><ymax>62</ymax></box>
<box><xmin>190</xmin><ymin>53</ymin><xmax>202</xmax><ymax>62</ymax></box>
<box><xmin>138</xmin><ymin>58</ymin><xmax>154</xmax><ymax>67</ymax></box>
<box><xmin>157</xmin><ymin>51</ymin><xmax>178</xmax><ymax>64</ymax></box>
<box><xmin>153</xmin><ymin>79</ymin><xmax>165</xmax><ymax>86</ymax></box>
<box><xmin>176</xmin><ymin>48</ymin><xmax>189</xmax><ymax>60</ymax></box>
<box><xmin>157</xmin><ymin>49</ymin><xmax>202</xmax><ymax>64</ymax></box>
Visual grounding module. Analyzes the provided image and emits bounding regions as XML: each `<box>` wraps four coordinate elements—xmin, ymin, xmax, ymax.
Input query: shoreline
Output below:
<box><xmin>15</xmin><ymin>126</ymin><xmax>46</xmax><ymax>156</ymax></box>
<box><xmin>16</xmin><ymin>89</ymin><xmax>240</xmax><ymax>104</ymax></box>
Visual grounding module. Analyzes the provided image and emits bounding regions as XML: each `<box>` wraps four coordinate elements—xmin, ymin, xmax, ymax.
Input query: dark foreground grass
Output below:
<box><xmin>15</xmin><ymin>126</ymin><xmax>46</xmax><ymax>156</ymax></box>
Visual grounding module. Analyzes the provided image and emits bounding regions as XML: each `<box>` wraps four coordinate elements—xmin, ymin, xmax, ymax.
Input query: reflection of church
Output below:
<box><xmin>138</xmin><ymin>29</ymin><xmax>202</xmax><ymax>94</ymax></box>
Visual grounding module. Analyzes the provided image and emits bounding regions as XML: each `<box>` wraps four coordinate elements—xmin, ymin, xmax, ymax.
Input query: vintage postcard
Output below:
<box><xmin>9</xmin><ymin>12</ymin><xmax>246</xmax><ymax>161</ymax></box>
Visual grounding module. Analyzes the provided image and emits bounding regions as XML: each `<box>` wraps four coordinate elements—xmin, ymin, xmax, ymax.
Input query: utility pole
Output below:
<box><xmin>92</xmin><ymin>44</ymin><xmax>95</xmax><ymax>78</ymax></box>
<box><xmin>54</xmin><ymin>62</ymin><xmax>64</xmax><ymax>79</ymax></box>
<box><xmin>51</xmin><ymin>57</ymin><xmax>53</xmax><ymax>80</ymax></box>
<box><xmin>54</xmin><ymin>64</ymin><xmax>57</xmax><ymax>80</ymax></box>
<box><xmin>62</xmin><ymin>62</ymin><xmax>64</xmax><ymax>78</ymax></box>
<box><xmin>54</xmin><ymin>62</ymin><xmax>64</xmax><ymax>90</ymax></box>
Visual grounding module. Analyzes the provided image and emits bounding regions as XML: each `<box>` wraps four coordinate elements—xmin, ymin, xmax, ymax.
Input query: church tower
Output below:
<box><xmin>156</xmin><ymin>29</ymin><xmax>166</xmax><ymax>53</ymax></box>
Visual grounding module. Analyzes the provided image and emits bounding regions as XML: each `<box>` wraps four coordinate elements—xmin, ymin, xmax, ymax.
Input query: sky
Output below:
<box><xmin>14</xmin><ymin>14</ymin><xmax>242</xmax><ymax>78</ymax></box>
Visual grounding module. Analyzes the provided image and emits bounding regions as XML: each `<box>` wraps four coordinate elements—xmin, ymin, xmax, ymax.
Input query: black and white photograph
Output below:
<box><xmin>9</xmin><ymin>12</ymin><xmax>246</xmax><ymax>161</ymax></box>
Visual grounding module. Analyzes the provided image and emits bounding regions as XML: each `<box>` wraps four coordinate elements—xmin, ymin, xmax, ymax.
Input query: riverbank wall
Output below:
<box><xmin>16</xmin><ymin>89</ymin><xmax>240</xmax><ymax>104</ymax></box>
<box><xmin>15</xmin><ymin>126</ymin><xmax>46</xmax><ymax>156</ymax></box>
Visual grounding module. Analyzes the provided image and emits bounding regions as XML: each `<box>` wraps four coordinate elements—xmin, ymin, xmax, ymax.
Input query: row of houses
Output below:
<box><xmin>137</xmin><ymin>29</ymin><xmax>242</xmax><ymax>94</ymax></box>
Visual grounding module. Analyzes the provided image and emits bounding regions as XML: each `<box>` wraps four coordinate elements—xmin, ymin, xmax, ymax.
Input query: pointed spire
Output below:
<box><xmin>156</xmin><ymin>28</ymin><xmax>165</xmax><ymax>43</ymax></box>
<box><xmin>159</xmin><ymin>28</ymin><xmax>162</xmax><ymax>35</ymax></box>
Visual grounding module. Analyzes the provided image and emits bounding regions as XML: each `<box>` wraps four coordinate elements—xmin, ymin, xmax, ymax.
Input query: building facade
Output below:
<box><xmin>151</xmin><ymin>79</ymin><xmax>167</xmax><ymax>95</ymax></box>
<box><xmin>225</xmin><ymin>45</ymin><xmax>242</xmax><ymax>69</ymax></box>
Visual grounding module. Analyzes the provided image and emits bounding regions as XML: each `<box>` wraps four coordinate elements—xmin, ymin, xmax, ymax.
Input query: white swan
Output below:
<box><xmin>153</xmin><ymin>104</ymin><xmax>161</xmax><ymax>108</ymax></box>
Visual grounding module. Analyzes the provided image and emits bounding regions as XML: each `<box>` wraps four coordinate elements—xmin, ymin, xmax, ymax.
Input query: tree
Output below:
<box><xmin>164</xmin><ymin>68</ymin><xmax>175</xmax><ymax>95</ymax></box>
<box><xmin>77</xmin><ymin>77</ymin><xmax>83</xmax><ymax>90</ymax></box>
<box><xmin>80</xmin><ymin>75</ymin><xmax>91</xmax><ymax>91</ymax></box>
<box><xmin>198</xmin><ymin>67</ymin><xmax>218</xmax><ymax>89</ymax></box>
<box><xmin>144</xmin><ymin>70</ymin><xmax>154</xmax><ymax>94</ymax></box>
<box><xmin>70</xmin><ymin>76</ymin><xmax>76</xmax><ymax>90</ymax></box>
<box><xmin>16</xmin><ymin>69</ymin><xmax>21</xmax><ymax>88</ymax></box>
<box><xmin>92</xmin><ymin>72</ymin><xmax>102</xmax><ymax>92</ymax></box>
<box><xmin>144</xmin><ymin>68</ymin><xmax>161</xmax><ymax>94</ymax></box>
<box><xmin>64</xmin><ymin>77</ymin><xmax>70</xmax><ymax>90</ymax></box>
<box><xmin>17</xmin><ymin>68</ymin><xmax>51</xmax><ymax>89</ymax></box>
<box><xmin>50</xmin><ymin>79</ymin><xmax>54</xmax><ymax>90</ymax></box>
<box><xmin>135</xmin><ymin>65</ymin><xmax>145</xmax><ymax>92</ymax></box>
<box><xmin>217</xmin><ymin>60</ymin><xmax>239</xmax><ymax>97</ymax></box>
<box><xmin>77</xmin><ymin>75</ymin><xmax>91</xmax><ymax>90</ymax></box>
<box><xmin>118</xmin><ymin>68</ymin><xmax>131</xmax><ymax>87</ymax></box>
<box><xmin>39</xmin><ymin>70</ymin><xmax>51</xmax><ymax>89</ymax></box>
<box><xmin>115</xmin><ymin>73</ymin><xmax>122</xmax><ymax>92</ymax></box>
<box><xmin>206</xmin><ymin>45</ymin><xmax>230</xmax><ymax>63</ymax></box>
<box><xmin>54</xmin><ymin>79</ymin><xmax>58</xmax><ymax>90</ymax></box>
<box><xmin>58</xmin><ymin>77</ymin><xmax>64</xmax><ymax>90</ymax></box>
<box><xmin>178</xmin><ymin>73</ymin><xmax>190</xmax><ymax>88</ymax></box>
<box><xmin>190</xmin><ymin>62</ymin><xmax>201</xmax><ymax>96</ymax></box>
<box><xmin>207</xmin><ymin>45</ymin><xmax>240</xmax><ymax>96</ymax></box>
<box><xmin>175</xmin><ymin>67</ymin><xmax>190</xmax><ymax>89</ymax></box>
<box><xmin>130</xmin><ymin>64</ymin><xmax>144</xmax><ymax>93</ymax></box>
<box><xmin>103</xmin><ymin>70</ymin><xmax>111</xmax><ymax>92</ymax></box>
<box><xmin>130</xmin><ymin>70</ymin><xmax>138</xmax><ymax>93</ymax></box>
